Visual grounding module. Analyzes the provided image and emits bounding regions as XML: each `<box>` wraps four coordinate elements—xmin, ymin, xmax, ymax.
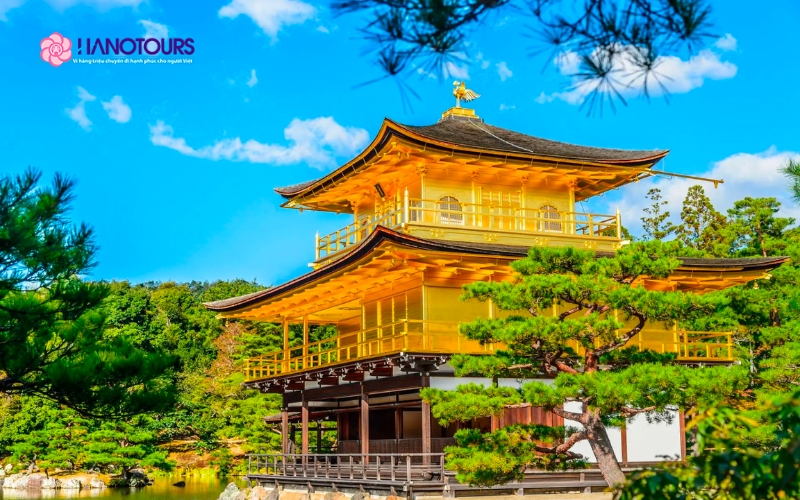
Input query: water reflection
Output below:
<box><xmin>0</xmin><ymin>477</ymin><xmax>244</xmax><ymax>500</ymax></box>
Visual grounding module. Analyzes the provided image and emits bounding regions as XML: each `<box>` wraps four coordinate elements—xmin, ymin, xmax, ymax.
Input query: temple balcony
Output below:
<box><xmin>243</xmin><ymin>321</ymin><xmax>734</xmax><ymax>383</ymax></box>
<box><xmin>313</xmin><ymin>194</ymin><xmax>623</xmax><ymax>268</ymax></box>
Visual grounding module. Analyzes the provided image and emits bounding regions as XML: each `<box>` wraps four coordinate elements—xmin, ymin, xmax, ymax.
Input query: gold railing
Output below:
<box><xmin>314</xmin><ymin>194</ymin><xmax>621</xmax><ymax>260</ymax></box>
<box><xmin>244</xmin><ymin>322</ymin><xmax>733</xmax><ymax>382</ymax></box>
<box><xmin>569</xmin><ymin>329</ymin><xmax>733</xmax><ymax>361</ymax></box>
<box><xmin>244</xmin><ymin>319</ymin><xmax>496</xmax><ymax>381</ymax></box>
<box><xmin>406</xmin><ymin>198</ymin><xmax>619</xmax><ymax>237</ymax></box>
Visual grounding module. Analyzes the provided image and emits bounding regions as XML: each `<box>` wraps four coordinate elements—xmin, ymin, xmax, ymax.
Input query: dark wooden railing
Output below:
<box><xmin>247</xmin><ymin>453</ymin><xmax>446</xmax><ymax>484</ymax></box>
<box><xmin>338</xmin><ymin>438</ymin><xmax>455</xmax><ymax>455</ymax></box>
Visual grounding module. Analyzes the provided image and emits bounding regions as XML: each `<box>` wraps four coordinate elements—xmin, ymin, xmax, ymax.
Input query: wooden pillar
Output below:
<box><xmin>360</xmin><ymin>396</ymin><xmax>370</xmax><ymax>454</ymax></box>
<box><xmin>679</xmin><ymin>410</ymin><xmax>687</xmax><ymax>461</ymax></box>
<box><xmin>422</xmin><ymin>400</ymin><xmax>432</xmax><ymax>465</ymax></box>
<box><xmin>395</xmin><ymin>406</ymin><xmax>403</xmax><ymax>454</ymax></box>
<box><xmin>620</xmin><ymin>422</ymin><xmax>628</xmax><ymax>466</ymax></box>
<box><xmin>303</xmin><ymin>315</ymin><xmax>309</xmax><ymax>359</ymax></box>
<box><xmin>301</xmin><ymin>400</ymin><xmax>309</xmax><ymax>456</ymax></box>
<box><xmin>568</xmin><ymin>183</ymin><xmax>576</xmax><ymax>234</ymax></box>
<box><xmin>316</xmin><ymin>421</ymin><xmax>322</xmax><ymax>454</ymax></box>
<box><xmin>281</xmin><ymin>408</ymin><xmax>289</xmax><ymax>454</ymax></box>
<box><xmin>282</xmin><ymin>318</ymin><xmax>290</xmax><ymax>373</ymax></box>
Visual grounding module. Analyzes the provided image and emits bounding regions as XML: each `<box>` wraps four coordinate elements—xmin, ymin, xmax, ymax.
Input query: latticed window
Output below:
<box><xmin>540</xmin><ymin>204</ymin><xmax>562</xmax><ymax>232</ymax></box>
<box><xmin>439</xmin><ymin>196</ymin><xmax>464</xmax><ymax>225</ymax></box>
<box><xmin>409</xmin><ymin>199</ymin><xmax>422</xmax><ymax>222</ymax></box>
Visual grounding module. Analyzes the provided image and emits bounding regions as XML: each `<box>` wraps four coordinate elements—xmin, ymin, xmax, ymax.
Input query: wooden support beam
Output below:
<box><xmin>422</xmin><ymin>399</ymin><xmax>431</xmax><ymax>466</ymax></box>
<box><xmin>281</xmin><ymin>409</ymin><xmax>289</xmax><ymax>454</ymax></box>
<box><xmin>316</xmin><ymin>420</ymin><xmax>322</xmax><ymax>454</ymax></box>
<box><xmin>303</xmin><ymin>315</ymin><xmax>309</xmax><ymax>358</ymax></box>
<box><xmin>620</xmin><ymin>422</ymin><xmax>628</xmax><ymax>466</ymax></box>
<box><xmin>395</xmin><ymin>406</ymin><xmax>402</xmax><ymax>443</ymax></box>
<box><xmin>679</xmin><ymin>410</ymin><xmax>687</xmax><ymax>461</ymax></box>
<box><xmin>301</xmin><ymin>400</ymin><xmax>309</xmax><ymax>456</ymax></box>
<box><xmin>360</xmin><ymin>396</ymin><xmax>369</xmax><ymax>455</ymax></box>
<box><xmin>283</xmin><ymin>317</ymin><xmax>289</xmax><ymax>351</ymax></box>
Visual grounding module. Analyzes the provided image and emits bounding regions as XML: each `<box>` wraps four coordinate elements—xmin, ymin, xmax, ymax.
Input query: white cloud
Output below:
<box><xmin>317</xmin><ymin>25</ymin><xmax>329</xmax><ymax>34</ymax></box>
<box><xmin>415</xmin><ymin>66</ymin><xmax>437</xmax><ymax>80</ymax></box>
<box><xmin>246</xmin><ymin>69</ymin><xmax>258</xmax><ymax>87</ymax></box>
<box><xmin>0</xmin><ymin>0</ymin><xmax>25</xmax><ymax>20</ymax></box>
<box><xmin>444</xmin><ymin>61</ymin><xmax>470</xmax><ymax>80</ymax></box>
<box><xmin>609</xmin><ymin>147</ymin><xmax>800</xmax><ymax>236</ymax></box>
<box><xmin>101</xmin><ymin>95</ymin><xmax>132</xmax><ymax>123</ymax></box>
<box><xmin>537</xmin><ymin>36</ymin><xmax>737</xmax><ymax>105</ymax></box>
<box><xmin>715</xmin><ymin>33</ymin><xmax>737</xmax><ymax>52</ymax></box>
<box><xmin>139</xmin><ymin>19</ymin><xmax>169</xmax><ymax>39</ymax></box>
<box><xmin>476</xmin><ymin>52</ymin><xmax>491</xmax><ymax>70</ymax></box>
<box><xmin>496</xmin><ymin>61</ymin><xmax>513</xmax><ymax>82</ymax></box>
<box><xmin>149</xmin><ymin>117</ymin><xmax>370</xmax><ymax>169</ymax></box>
<box><xmin>499</xmin><ymin>103</ymin><xmax>515</xmax><ymax>111</ymax></box>
<box><xmin>66</xmin><ymin>86</ymin><xmax>96</xmax><ymax>131</ymax></box>
<box><xmin>218</xmin><ymin>0</ymin><xmax>316</xmax><ymax>39</ymax></box>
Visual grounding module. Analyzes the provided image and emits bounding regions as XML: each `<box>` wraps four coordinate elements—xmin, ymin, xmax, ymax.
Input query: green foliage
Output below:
<box><xmin>83</xmin><ymin>418</ymin><xmax>171</xmax><ymax>473</ymax></box>
<box><xmin>0</xmin><ymin>275</ymin><xmax>286</xmax><ymax>474</ymax></box>
<box><xmin>676</xmin><ymin>185</ymin><xmax>728</xmax><ymax>255</ymax></box>
<box><xmin>0</xmin><ymin>169</ymin><xmax>177</xmax><ymax>417</ymax></box>
<box><xmin>783</xmin><ymin>159</ymin><xmax>800</xmax><ymax>203</ymax></box>
<box><xmin>641</xmin><ymin>188</ymin><xmax>677</xmax><ymax>241</ymax></box>
<box><xmin>423</xmin><ymin>384</ymin><xmax>522</xmax><ymax>426</ymax></box>
<box><xmin>726</xmin><ymin>197</ymin><xmax>794</xmax><ymax>258</ymax></box>
<box><xmin>424</xmin><ymin>242</ymin><xmax>740</xmax><ymax>486</ymax></box>
<box><xmin>445</xmin><ymin>424</ymin><xmax>587</xmax><ymax>486</ymax></box>
<box><xmin>617</xmin><ymin>391</ymin><xmax>800</xmax><ymax>500</ymax></box>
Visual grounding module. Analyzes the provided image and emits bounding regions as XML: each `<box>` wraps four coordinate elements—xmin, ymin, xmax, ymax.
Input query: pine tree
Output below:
<box><xmin>641</xmin><ymin>188</ymin><xmax>676</xmax><ymax>241</ymax></box>
<box><xmin>726</xmin><ymin>197</ymin><xmax>794</xmax><ymax>258</ymax></box>
<box><xmin>421</xmin><ymin>243</ymin><xmax>745</xmax><ymax>487</ymax></box>
<box><xmin>0</xmin><ymin>169</ymin><xmax>178</xmax><ymax>417</ymax></box>
<box><xmin>83</xmin><ymin>417</ymin><xmax>172</xmax><ymax>476</ymax></box>
<box><xmin>618</xmin><ymin>390</ymin><xmax>800</xmax><ymax>500</ymax></box>
<box><xmin>675</xmin><ymin>185</ymin><xmax>727</xmax><ymax>255</ymax></box>
<box><xmin>782</xmin><ymin>159</ymin><xmax>800</xmax><ymax>203</ymax></box>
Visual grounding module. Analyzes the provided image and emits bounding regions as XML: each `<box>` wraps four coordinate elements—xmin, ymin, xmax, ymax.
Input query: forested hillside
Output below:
<box><xmin>0</xmin><ymin>279</ymin><xmax>334</xmax><ymax>475</ymax></box>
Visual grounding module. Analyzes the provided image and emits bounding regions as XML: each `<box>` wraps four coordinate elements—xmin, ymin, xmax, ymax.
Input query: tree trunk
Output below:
<box><xmin>584</xmin><ymin>410</ymin><xmax>626</xmax><ymax>487</ymax></box>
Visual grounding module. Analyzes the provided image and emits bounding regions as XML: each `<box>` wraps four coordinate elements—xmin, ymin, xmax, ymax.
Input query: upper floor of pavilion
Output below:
<box><xmin>276</xmin><ymin>105</ymin><xmax>672</xmax><ymax>267</ymax></box>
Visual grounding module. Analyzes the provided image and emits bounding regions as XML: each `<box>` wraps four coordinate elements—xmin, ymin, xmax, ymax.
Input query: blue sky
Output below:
<box><xmin>1</xmin><ymin>0</ymin><xmax>799</xmax><ymax>287</ymax></box>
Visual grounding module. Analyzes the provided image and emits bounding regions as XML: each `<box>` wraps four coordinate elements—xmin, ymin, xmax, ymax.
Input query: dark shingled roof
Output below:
<box><xmin>274</xmin><ymin>116</ymin><xmax>668</xmax><ymax>198</ymax></box>
<box><xmin>399</xmin><ymin>118</ymin><xmax>667</xmax><ymax>162</ymax></box>
<box><xmin>204</xmin><ymin>227</ymin><xmax>789</xmax><ymax>313</ymax></box>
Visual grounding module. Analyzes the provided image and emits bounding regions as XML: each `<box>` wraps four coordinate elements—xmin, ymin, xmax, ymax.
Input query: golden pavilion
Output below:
<box><xmin>204</xmin><ymin>93</ymin><xmax>788</xmax><ymax>494</ymax></box>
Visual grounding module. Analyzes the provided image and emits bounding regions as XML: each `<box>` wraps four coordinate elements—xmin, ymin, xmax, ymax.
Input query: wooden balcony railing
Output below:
<box><xmin>314</xmin><ymin>193</ymin><xmax>622</xmax><ymax>261</ymax></box>
<box><xmin>243</xmin><ymin>321</ymin><xmax>733</xmax><ymax>382</ymax></box>
<box><xmin>247</xmin><ymin>453</ymin><xmax>446</xmax><ymax>485</ymax></box>
<box><xmin>244</xmin><ymin>319</ymin><xmax>497</xmax><ymax>381</ymax></box>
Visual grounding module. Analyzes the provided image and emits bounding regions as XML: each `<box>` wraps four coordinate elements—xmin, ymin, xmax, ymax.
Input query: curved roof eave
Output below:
<box><xmin>274</xmin><ymin>118</ymin><xmax>669</xmax><ymax>200</ymax></box>
<box><xmin>203</xmin><ymin>226</ymin><xmax>789</xmax><ymax>314</ymax></box>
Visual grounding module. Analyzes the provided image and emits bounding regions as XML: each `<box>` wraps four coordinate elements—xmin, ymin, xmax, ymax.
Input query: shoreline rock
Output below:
<box><xmin>0</xmin><ymin>472</ymin><xmax>142</xmax><ymax>490</ymax></box>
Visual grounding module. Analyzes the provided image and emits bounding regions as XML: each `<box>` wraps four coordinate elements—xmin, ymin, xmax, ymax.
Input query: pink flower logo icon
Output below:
<box><xmin>40</xmin><ymin>33</ymin><xmax>72</xmax><ymax>67</ymax></box>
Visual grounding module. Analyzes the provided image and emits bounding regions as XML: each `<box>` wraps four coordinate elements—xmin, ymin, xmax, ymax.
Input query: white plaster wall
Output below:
<box><xmin>562</xmin><ymin>403</ymin><xmax>681</xmax><ymax>463</ymax></box>
<box><xmin>626</xmin><ymin>410</ymin><xmax>681</xmax><ymax>462</ymax></box>
<box><xmin>428</xmin><ymin>376</ymin><xmax>553</xmax><ymax>391</ymax></box>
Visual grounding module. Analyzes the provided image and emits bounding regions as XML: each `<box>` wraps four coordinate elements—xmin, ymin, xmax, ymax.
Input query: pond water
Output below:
<box><xmin>0</xmin><ymin>477</ymin><xmax>245</xmax><ymax>500</ymax></box>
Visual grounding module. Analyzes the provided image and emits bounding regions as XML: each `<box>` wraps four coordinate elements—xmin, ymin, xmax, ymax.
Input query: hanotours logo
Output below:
<box><xmin>40</xmin><ymin>32</ymin><xmax>195</xmax><ymax>67</ymax></box>
<box><xmin>76</xmin><ymin>37</ymin><xmax>195</xmax><ymax>56</ymax></box>
<box><xmin>41</xmin><ymin>33</ymin><xmax>72</xmax><ymax>67</ymax></box>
